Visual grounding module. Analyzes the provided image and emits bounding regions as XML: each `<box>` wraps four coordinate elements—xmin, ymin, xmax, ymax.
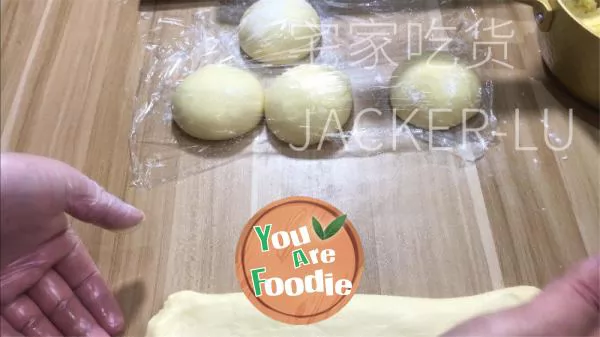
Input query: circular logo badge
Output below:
<box><xmin>235</xmin><ymin>197</ymin><xmax>364</xmax><ymax>325</ymax></box>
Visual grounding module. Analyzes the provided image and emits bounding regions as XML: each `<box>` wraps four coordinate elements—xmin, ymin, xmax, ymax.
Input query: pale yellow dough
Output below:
<box><xmin>239</xmin><ymin>0</ymin><xmax>321</xmax><ymax>64</ymax></box>
<box><xmin>563</xmin><ymin>0</ymin><xmax>600</xmax><ymax>35</ymax></box>
<box><xmin>172</xmin><ymin>65</ymin><xmax>264</xmax><ymax>141</ymax></box>
<box><xmin>390</xmin><ymin>55</ymin><xmax>482</xmax><ymax>129</ymax></box>
<box><xmin>265</xmin><ymin>64</ymin><xmax>353</xmax><ymax>146</ymax></box>
<box><xmin>146</xmin><ymin>287</ymin><xmax>540</xmax><ymax>337</ymax></box>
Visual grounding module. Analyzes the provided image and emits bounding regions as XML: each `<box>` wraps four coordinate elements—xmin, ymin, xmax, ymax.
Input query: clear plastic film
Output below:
<box><xmin>131</xmin><ymin>0</ymin><xmax>500</xmax><ymax>187</ymax></box>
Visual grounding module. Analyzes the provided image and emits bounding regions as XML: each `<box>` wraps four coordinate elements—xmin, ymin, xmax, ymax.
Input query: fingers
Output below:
<box><xmin>74</xmin><ymin>274</ymin><xmax>125</xmax><ymax>335</ymax></box>
<box><xmin>0</xmin><ymin>316</ymin><xmax>23</xmax><ymax>337</ymax></box>
<box><xmin>54</xmin><ymin>240</ymin><xmax>124</xmax><ymax>335</ymax></box>
<box><xmin>0</xmin><ymin>153</ymin><xmax>144</xmax><ymax>231</ymax></box>
<box><xmin>1</xmin><ymin>295</ymin><xmax>61</xmax><ymax>337</ymax></box>
<box><xmin>543</xmin><ymin>254</ymin><xmax>599</xmax><ymax>309</ymax></box>
<box><xmin>60</xmin><ymin>157</ymin><xmax>144</xmax><ymax>230</ymax></box>
<box><xmin>1</xmin><ymin>233</ymin><xmax>76</xmax><ymax>306</ymax></box>
<box><xmin>64</xmin><ymin>172</ymin><xmax>144</xmax><ymax>230</ymax></box>
<box><xmin>28</xmin><ymin>270</ymin><xmax>110</xmax><ymax>337</ymax></box>
<box><xmin>521</xmin><ymin>254</ymin><xmax>600</xmax><ymax>334</ymax></box>
<box><xmin>443</xmin><ymin>255</ymin><xmax>600</xmax><ymax>337</ymax></box>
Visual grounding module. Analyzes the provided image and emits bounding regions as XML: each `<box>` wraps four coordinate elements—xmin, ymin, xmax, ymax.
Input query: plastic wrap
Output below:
<box><xmin>131</xmin><ymin>0</ymin><xmax>499</xmax><ymax>187</ymax></box>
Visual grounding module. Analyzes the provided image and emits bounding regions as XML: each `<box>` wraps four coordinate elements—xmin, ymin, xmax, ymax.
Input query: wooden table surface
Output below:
<box><xmin>1</xmin><ymin>0</ymin><xmax>598</xmax><ymax>336</ymax></box>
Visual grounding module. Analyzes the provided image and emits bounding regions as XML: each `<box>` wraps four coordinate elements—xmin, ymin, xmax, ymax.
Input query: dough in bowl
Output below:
<box><xmin>265</xmin><ymin>65</ymin><xmax>353</xmax><ymax>147</ymax></box>
<box><xmin>146</xmin><ymin>287</ymin><xmax>540</xmax><ymax>337</ymax></box>
<box><xmin>563</xmin><ymin>0</ymin><xmax>600</xmax><ymax>34</ymax></box>
<box><xmin>239</xmin><ymin>0</ymin><xmax>321</xmax><ymax>65</ymax></box>
<box><xmin>390</xmin><ymin>54</ymin><xmax>482</xmax><ymax>129</ymax></box>
<box><xmin>172</xmin><ymin>65</ymin><xmax>264</xmax><ymax>141</ymax></box>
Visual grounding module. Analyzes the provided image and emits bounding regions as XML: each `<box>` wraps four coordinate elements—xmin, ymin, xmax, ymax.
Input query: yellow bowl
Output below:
<box><xmin>519</xmin><ymin>0</ymin><xmax>600</xmax><ymax>108</ymax></box>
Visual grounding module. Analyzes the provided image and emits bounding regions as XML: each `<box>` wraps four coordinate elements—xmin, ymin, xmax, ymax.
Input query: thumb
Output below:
<box><xmin>444</xmin><ymin>255</ymin><xmax>600</xmax><ymax>336</ymax></box>
<box><xmin>521</xmin><ymin>255</ymin><xmax>599</xmax><ymax>335</ymax></box>
<box><xmin>63</xmin><ymin>167</ymin><xmax>144</xmax><ymax>231</ymax></box>
<box><xmin>1</xmin><ymin>153</ymin><xmax>144</xmax><ymax>231</ymax></box>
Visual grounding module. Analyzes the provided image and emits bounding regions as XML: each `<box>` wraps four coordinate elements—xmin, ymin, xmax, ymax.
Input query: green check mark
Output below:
<box><xmin>311</xmin><ymin>215</ymin><xmax>347</xmax><ymax>240</ymax></box>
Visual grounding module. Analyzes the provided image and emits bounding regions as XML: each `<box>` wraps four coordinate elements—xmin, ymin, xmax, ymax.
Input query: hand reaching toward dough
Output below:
<box><xmin>443</xmin><ymin>255</ymin><xmax>600</xmax><ymax>337</ymax></box>
<box><xmin>0</xmin><ymin>153</ymin><xmax>144</xmax><ymax>337</ymax></box>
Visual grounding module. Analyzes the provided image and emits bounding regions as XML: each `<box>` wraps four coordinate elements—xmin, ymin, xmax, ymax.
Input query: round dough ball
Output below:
<box><xmin>390</xmin><ymin>54</ymin><xmax>482</xmax><ymax>129</ymax></box>
<box><xmin>172</xmin><ymin>65</ymin><xmax>264</xmax><ymax>141</ymax></box>
<box><xmin>239</xmin><ymin>0</ymin><xmax>321</xmax><ymax>65</ymax></box>
<box><xmin>265</xmin><ymin>65</ymin><xmax>353</xmax><ymax>146</ymax></box>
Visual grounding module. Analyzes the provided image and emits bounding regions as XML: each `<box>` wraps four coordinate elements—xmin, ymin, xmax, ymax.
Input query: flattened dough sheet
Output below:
<box><xmin>147</xmin><ymin>286</ymin><xmax>540</xmax><ymax>337</ymax></box>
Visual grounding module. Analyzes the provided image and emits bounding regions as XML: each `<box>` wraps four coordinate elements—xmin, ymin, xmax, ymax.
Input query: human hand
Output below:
<box><xmin>0</xmin><ymin>153</ymin><xmax>144</xmax><ymax>337</ymax></box>
<box><xmin>443</xmin><ymin>255</ymin><xmax>600</xmax><ymax>337</ymax></box>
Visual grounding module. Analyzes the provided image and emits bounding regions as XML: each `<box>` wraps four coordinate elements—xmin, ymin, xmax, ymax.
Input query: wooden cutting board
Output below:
<box><xmin>1</xmin><ymin>0</ymin><xmax>597</xmax><ymax>336</ymax></box>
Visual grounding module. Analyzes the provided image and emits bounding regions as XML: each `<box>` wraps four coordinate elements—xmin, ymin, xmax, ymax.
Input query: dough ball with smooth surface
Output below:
<box><xmin>172</xmin><ymin>65</ymin><xmax>264</xmax><ymax>141</ymax></box>
<box><xmin>265</xmin><ymin>65</ymin><xmax>353</xmax><ymax>146</ymax></box>
<box><xmin>239</xmin><ymin>0</ymin><xmax>321</xmax><ymax>65</ymax></box>
<box><xmin>390</xmin><ymin>54</ymin><xmax>482</xmax><ymax>129</ymax></box>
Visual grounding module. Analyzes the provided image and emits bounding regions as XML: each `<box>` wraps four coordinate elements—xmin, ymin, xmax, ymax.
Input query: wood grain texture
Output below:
<box><xmin>1</xmin><ymin>0</ymin><xmax>598</xmax><ymax>336</ymax></box>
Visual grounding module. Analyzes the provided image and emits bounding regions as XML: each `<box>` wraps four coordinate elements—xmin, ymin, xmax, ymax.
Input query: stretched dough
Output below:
<box><xmin>146</xmin><ymin>287</ymin><xmax>540</xmax><ymax>337</ymax></box>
